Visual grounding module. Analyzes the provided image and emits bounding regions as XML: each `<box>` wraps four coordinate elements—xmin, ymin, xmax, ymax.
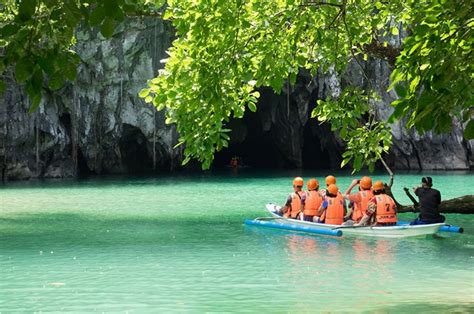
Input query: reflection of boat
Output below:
<box><xmin>248</xmin><ymin>203</ymin><xmax>446</xmax><ymax>238</ymax></box>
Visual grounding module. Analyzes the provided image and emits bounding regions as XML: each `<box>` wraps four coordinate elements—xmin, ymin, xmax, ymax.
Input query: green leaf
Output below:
<box><xmin>64</xmin><ymin>60</ymin><xmax>78</xmax><ymax>81</ymax></box>
<box><xmin>48</xmin><ymin>72</ymin><xmax>65</xmax><ymax>90</ymax></box>
<box><xmin>353</xmin><ymin>155</ymin><xmax>362</xmax><ymax>171</ymax></box>
<box><xmin>394</xmin><ymin>84</ymin><xmax>407</xmax><ymax>97</ymax></box>
<box><xmin>100</xmin><ymin>17</ymin><xmax>116</xmax><ymax>38</ymax></box>
<box><xmin>419</xmin><ymin>64</ymin><xmax>430</xmax><ymax>71</ymax></box>
<box><xmin>464</xmin><ymin>119</ymin><xmax>474</xmax><ymax>140</ymax></box>
<box><xmin>15</xmin><ymin>58</ymin><xmax>34</xmax><ymax>82</ymax></box>
<box><xmin>340</xmin><ymin>156</ymin><xmax>351</xmax><ymax>168</ymax></box>
<box><xmin>31</xmin><ymin>68</ymin><xmax>43</xmax><ymax>92</ymax></box>
<box><xmin>391</xmin><ymin>26</ymin><xmax>399</xmax><ymax>36</ymax></box>
<box><xmin>182</xmin><ymin>156</ymin><xmax>191</xmax><ymax>165</ymax></box>
<box><xmin>0</xmin><ymin>81</ymin><xmax>5</xmax><ymax>93</ymax></box>
<box><xmin>154</xmin><ymin>0</ymin><xmax>166</xmax><ymax>7</ymax></box>
<box><xmin>37</xmin><ymin>56</ymin><xmax>55</xmax><ymax>75</ymax></box>
<box><xmin>409</xmin><ymin>76</ymin><xmax>420</xmax><ymax>92</ymax></box>
<box><xmin>18</xmin><ymin>0</ymin><xmax>37</xmax><ymax>21</ymax></box>
<box><xmin>139</xmin><ymin>89</ymin><xmax>150</xmax><ymax>98</ymax></box>
<box><xmin>248</xmin><ymin>102</ymin><xmax>257</xmax><ymax>112</ymax></box>
<box><xmin>0</xmin><ymin>24</ymin><xmax>19</xmax><ymax>37</ymax></box>
<box><xmin>90</xmin><ymin>5</ymin><xmax>106</xmax><ymax>26</ymax></box>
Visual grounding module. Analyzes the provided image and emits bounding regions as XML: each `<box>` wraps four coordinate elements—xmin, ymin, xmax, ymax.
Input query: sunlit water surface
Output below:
<box><xmin>1</xmin><ymin>171</ymin><xmax>473</xmax><ymax>312</ymax></box>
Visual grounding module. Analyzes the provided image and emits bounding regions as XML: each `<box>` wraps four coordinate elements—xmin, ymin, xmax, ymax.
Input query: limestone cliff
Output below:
<box><xmin>0</xmin><ymin>18</ymin><xmax>472</xmax><ymax>180</ymax></box>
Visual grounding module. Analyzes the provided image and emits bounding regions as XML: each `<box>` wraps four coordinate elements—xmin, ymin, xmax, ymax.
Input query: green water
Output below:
<box><xmin>1</xmin><ymin>171</ymin><xmax>473</xmax><ymax>312</ymax></box>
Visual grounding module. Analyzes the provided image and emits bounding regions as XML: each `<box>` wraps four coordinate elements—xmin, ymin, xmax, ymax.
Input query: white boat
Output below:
<box><xmin>263</xmin><ymin>203</ymin><xmax>445</xmax><ymax>238</ymax></box>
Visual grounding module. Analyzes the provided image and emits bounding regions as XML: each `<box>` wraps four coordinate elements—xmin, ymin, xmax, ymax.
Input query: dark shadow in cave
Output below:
<box><xmin>213</xmin><ymin>88</ymin><xmax>337</xmax><ymax>170</ymax></box>
<box><xmin>302</xmin><ymin>120</ymin><xmax>333</xmax><ymax>169</ymax></box>
<box><xmin>119</xmin><ymin>124</ymin><xmax>152</xmax><ymax>173</ymax></box>
<box><xmin>213</xmin><ymin>111</ymin><xmax>281</xmax><ymax>169</ymax></box>
<box><xmin>77</xmin><ymin>149</ymin><xmax>93</xmax><ymax>177</ymax></box>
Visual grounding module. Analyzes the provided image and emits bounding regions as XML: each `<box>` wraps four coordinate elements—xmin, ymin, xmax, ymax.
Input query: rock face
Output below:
<box><xmin>0</xmin><ymin>18</ymin><xmax>472</xmax><ymax>180</ymax></box>
<box><xmin>1</xmin><ymin>18</ymin><xmax>182</xmax><ymax>180</ymax></box>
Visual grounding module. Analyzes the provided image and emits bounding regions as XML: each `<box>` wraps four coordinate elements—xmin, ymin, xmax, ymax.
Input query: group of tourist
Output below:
<box><xmin>278</xmin><ymin>176</ymin><xmax>445</xmax><ymax>226</ymax></box>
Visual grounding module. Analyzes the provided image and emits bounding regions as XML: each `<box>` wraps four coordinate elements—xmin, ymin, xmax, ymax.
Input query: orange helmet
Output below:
<box><xmin>327</xmin><ymin>184</ymin><xmax>338</xmax><ymax>195</ymax></box>
<box><xmin>325</xmin><ymin>175</ymin><xmax>336</xmax><ymax>186</ymax></box>
<box><xmin>307</xmin><ymin>178</ymin><xmax>319</xmax><ymax>190</ymax></box>
<box><xmin>372</xmin><ymin>180</ymin><xmax>384</xmax><ymax>192</ymax></box>
<box><xmin>293</xmin><ymin>177</ymin><xmax>304</xmax><ymax>187</ymax></box>
<box><xmin>360</xmin><ymin>176</ymin><xmax>372</xmax><ymax>190</ymax></box>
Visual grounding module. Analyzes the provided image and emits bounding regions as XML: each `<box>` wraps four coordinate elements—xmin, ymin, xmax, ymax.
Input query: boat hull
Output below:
<box><xmin>264</xmin><ymin>203</ymin><xmax>444</xmax><ymax>238</ymax></box>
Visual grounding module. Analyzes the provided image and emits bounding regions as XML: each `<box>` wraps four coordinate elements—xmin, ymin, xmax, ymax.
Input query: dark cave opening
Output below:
<box><xmin>119</xmin><ymin>124</ymin><xmax>152</xmax><ymax>173</ymax></box>
<box><xmin>302</xmin><ymin>120</ymin><xmax>334</xmax><ymax>169</ymax></box>
<box><xmin>213</xmin><ymin>112</ymin><xmax>282</xmax><ymax>169</ymax></box>
<box><xmin>213</xmin><ymin>89</ymin><xmax>337</xmax><ymax>170</ymax></box>
<box><xmin>77</xmin><ymin>149</ymin><xmax>93</xmax><ymax>176</ymax></box>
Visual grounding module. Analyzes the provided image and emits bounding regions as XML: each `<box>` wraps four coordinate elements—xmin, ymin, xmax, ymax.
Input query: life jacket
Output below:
<box><xmin>352</xmin><ymin>190</ymin><xmax>374</xmax><ymax>222</ymax></box>
<box><xmin>324</xmin><ymin>194</ymin><xmax>344</xmax><ymax>225</ymax></box>
<box><xmin>289</xmin><ymin>191</ymin><xmax>305</xmax><ymax>219</ymax></box>
<box><xmin>375</xmin><ymin>194</ymin><xmax>397</xmax><ymax>224</ymax></box>
<box><xmin>304</xmin><ymin>190</ymin><xmax>323</xmax><ymax>217</ymax></box>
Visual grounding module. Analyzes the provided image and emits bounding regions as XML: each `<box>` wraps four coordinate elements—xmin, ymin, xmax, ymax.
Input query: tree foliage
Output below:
<box><xmin>312</xmin><ymin>87</ymin><xmax>392</xmax><ymax>172</ymax></box>
<box><xmin>140</xmin><ymin>0</ymin><xmax>472</xmax><ymax>170</ymax></box>
<box><xmin>0</xmin><ymin>0</ymin><xmax>164</xmax><ymax>111</ymax></box>
<box><xmin>388</xmin><ymin>1</ymin><xmax>473</xmax><ymax>136</ymax></box>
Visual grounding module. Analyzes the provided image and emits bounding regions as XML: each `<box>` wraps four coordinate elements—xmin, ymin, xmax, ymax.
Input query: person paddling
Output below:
<box><xmin>409</xmin><ymin>177</ymin><xmax>445</xmax><ymax>225</ymax></box>
<box><xmin>303</xmin><ymin>179</ymin><xmax>323</xmax><ymax>222</ymax></box>
<box><xmin>354</xmin><ymin>181</ymin><xmax>397</xmax><ymax>226</ymax></box>
<box><xmin>344</xmin><ymin>176</ymin><xmax>374</xmax><ymax>224</ymax></box>
<box><xmin>281</xmin><ymin>177</ymin><xmax>306</xmax><ymax>220</ymax></box>
<box><xmin>317</xmin><ymin>184</ymin><xmax>345</xmax><ymax>225</ymax></box>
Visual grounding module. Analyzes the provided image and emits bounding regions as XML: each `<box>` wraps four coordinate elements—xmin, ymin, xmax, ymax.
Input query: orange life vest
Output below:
<box><xmin>375</xmin><ymin>194</ymin><xmax>397</xmax><ymax>224</ymax></box>
<box><xmin>324</xmin><ymin>194</ymin><xmax>344</xmax><ymax>225</ymax></box>
<box><xmin>288</xmin><ymin>191</ymin><xmax>305</xmax><ymax>219</ymax></box>
<box><xmin>352</xmin><ymin>190</ymin><xmax>374</xmax><ymax>222</ymax></box>
<box><xmin>304</xmin><ymin>190</ymin><xmax>323</xmax><ymax>217</ymax></box>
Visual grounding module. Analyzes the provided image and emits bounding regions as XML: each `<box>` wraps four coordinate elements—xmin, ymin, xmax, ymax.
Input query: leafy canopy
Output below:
<box><xmin>141</xmin><ymin>0</ymin><xmax>472</xmax><ymax>170</ymax></box>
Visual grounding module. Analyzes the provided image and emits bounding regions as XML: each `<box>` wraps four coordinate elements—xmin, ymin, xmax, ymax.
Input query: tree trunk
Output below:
<box><xmin>397</xmin><ymin>195</ymin><xmax>474</xmax><ymax>214</ymax></box>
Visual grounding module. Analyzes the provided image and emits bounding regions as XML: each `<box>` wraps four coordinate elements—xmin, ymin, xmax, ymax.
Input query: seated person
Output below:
<box><xmin>355</xmin><ymin>181</ymin><xmax>397</xmax><ymax>226</ymax></box>
<box><xmin>303</xmin><ymin>178</ymin><xmax>323</xmax><ymax>222</ymax></box>
<box><xmin>344</xmin><ymin>176</ymin><xmax>373</xmax><ymax>223</ymax></box>
<box><xmin>280</xmin><ymin>177</ymin><xmax>306</xmax><ymax>219</ymax></box>
<box><xmin>317</xmin><ymin>184</ymin><xmax>345</xmax><ymax>225</ymax></box>
<box><xmin>410</xmin><ymin>177</ymin><xmax>445</xmax><ymax>225</ymax></box>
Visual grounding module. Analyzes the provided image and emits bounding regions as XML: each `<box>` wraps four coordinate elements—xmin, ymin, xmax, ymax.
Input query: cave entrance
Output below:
<box><xmin>213</xmin><ymin>91</ymin><xmax>338</xmax><ymax>170</ymax></box>
<box><xmin>213</xmin><ymin>112</ymin><xmax>281</xmax><ymax>169</ymax></box>
<box><xmin>119</xmin><ymin>124</ymin><xmax>152</xmax><ymax>173</ymax></box>
<box><xmin>77</xmin><ymin>149</ymin><xmax>93</xmax><ymax>177</ymax></box>
<box><xmin>302</xmin><ymin>120</ymin><xmax>335</xmax><ymax>169</ymax></box>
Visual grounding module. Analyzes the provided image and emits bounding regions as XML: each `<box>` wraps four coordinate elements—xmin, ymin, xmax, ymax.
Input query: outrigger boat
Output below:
<box><xmin>244</xmin><ymin>203</ymin><xmax>462</xmax><ymax>238</ymax></box>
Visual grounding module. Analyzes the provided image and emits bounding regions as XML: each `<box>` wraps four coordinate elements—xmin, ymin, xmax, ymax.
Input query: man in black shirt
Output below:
<box><xmin>410</xmin><ymin>177</ymin><xmax>446</xmax><ymax>225</ymax></box>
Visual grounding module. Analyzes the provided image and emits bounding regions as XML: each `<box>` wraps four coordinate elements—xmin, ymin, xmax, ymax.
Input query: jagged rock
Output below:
<box><xmin>0</xmin><ymin>18</ymin><xmax>182</xmax><ymax>180</ymax></box>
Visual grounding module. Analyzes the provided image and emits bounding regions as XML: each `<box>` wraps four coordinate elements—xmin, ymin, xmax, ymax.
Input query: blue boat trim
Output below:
<box><xmin>244</xmin><ymin>219</ymin><xmax>343</xmax><ymax>237</ymax></box>
<box><xmin>398</xmin><ymin>221</ymin><xmax>463</xmax><ymax>233</ymax></box>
